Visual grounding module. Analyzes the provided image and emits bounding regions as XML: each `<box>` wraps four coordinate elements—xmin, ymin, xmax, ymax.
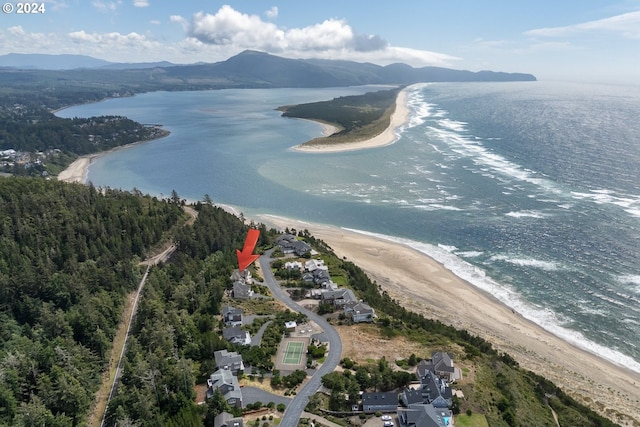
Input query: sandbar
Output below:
<box><xmin>292</xmin><ymin>85</ymin><xmax>413</xmax><ymax>153</ymax></box>
<box><xmin>257</xmin><ymin>214</ymin><xmax>640</xmax><ymax>424</ymax></box>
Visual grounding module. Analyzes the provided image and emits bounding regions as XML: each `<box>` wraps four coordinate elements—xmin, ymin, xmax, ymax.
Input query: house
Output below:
<box><xmin>343</xmin><ymin>301</ymin><xmax>375</xmax><ymax>323</ymax></box>
<box><xmin>400</xmin><ymin>388</ymin><xmax>424</xmax><ymax>407</ymax></box>
<box><xmin>402</xmin><ymin>372</ymin><xmax>452</xmax><ymax>409</ymax></box>
<box><xmin>320</xmin><ymin>288</ymin><xmax>357</xmax><ymax>307</ymax></box>
<box><xmin>222</xmin><ymin>306</ymin><xmax>243</xmax><ymax>326</ymax></box>
<box><xmin>276</xmin><ymin>234</ymin><xmax>312</xmax><ymax>256</ymax></box>
<box><xmin>361</xmin><ymin>391</ymin><xmax>398</xmax><ymax>413</ymax></box>
<box><xmin>397</xmin><ymin>403</ymin><xmax>452</xmax><ymax>427</ymax></box>
<box><xmin>214</xmin><ymin>350</ymin><xmax>245</xmax><ymax>376</ymax></box>
<box><xmin>232</xmin><ymin>281</ymin><xmax>254</xmax><ymax>300</ymax></box>
<box><xmin>420</xmin><ymin>372</ymin><xmax>452</xmax><ymax>409</ymax></box>
<box><xmin>207</xmin><ymin>368</ymin><xmax>243</xmax><ymax>408</ymax></box>
<box><xmin>416</xmin><ymin>352</ymin><xmax>457</xmax><ymax>382</ymax></box>
<box><xmin>304</xmin><ymin>259</ymin><xmax>326</xmax><ymax>272</ymax></box>
<box><xmin>222</xmin><ymin>326</ymin><xmax>251</xmax><ymax>346</ymax></box>
<box><xmin>284</xmin><ymin>261</ymin><xmax>303</xmax><ymax>270</ymax></box>
<box><xmin>230</xmin><ymin>269</ymin><xmax>252</xmax><ymax>284</ymax></box>
<box><xmin>214</xmin><ymin>412</ymin><xmax>243</xmax><ymax>427</ymax></box>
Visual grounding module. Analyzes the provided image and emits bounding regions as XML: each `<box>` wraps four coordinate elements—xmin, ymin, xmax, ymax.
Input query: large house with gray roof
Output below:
<box><xmin>214</xmin><ymin>349</ymin><xmax>245</xmax><ymax>376</ymax></box>
<box><xmin>207</xmin><ymin>368</ymin><xmax>243</xmax><ymax>408</ymax></box>
<box><xmin>397</xmin><ymin>403</ymin><xmax>452</xmax><ymax>427</ymax></box>
<box><xmin>343</xmin><ymin>300</ymin><xmax>375</xmax><ymax>323</ymax></box>
<box><xmin>276</xmin><ymin>234</ymin><xmax>312</xmax><ymax>256</ymax></box>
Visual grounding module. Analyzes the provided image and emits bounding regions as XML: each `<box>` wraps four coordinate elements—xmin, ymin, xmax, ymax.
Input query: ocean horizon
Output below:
<box><xmin>56</xmin><ymin>81</ymin><xmax>640</xmax><ymax>374</ymax></box>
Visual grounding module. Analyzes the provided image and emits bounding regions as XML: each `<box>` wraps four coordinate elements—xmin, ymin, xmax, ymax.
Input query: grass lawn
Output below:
<box><xmin>454</xmin><ymin>414</ymin><xmax>490</xmax><ymax>427</ymax></box>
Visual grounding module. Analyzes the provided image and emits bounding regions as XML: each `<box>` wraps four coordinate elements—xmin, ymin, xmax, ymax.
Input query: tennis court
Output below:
<box><xmin>282</xmin><ymin>341</ymin><xmax>304</xmax><ymax>365</ymax></box>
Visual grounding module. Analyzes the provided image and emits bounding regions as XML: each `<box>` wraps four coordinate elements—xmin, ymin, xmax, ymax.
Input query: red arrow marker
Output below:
<box><xmin>236</xmin><ymin>228</ymin><xmax>261</xmax><ymax>271</ymax></box>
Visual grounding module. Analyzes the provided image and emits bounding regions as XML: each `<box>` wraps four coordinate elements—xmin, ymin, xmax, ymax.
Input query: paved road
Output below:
<box><xmin>258</xmin><ymin>249</ymin><xmax>343</xmax><ymax>427</ymax></box>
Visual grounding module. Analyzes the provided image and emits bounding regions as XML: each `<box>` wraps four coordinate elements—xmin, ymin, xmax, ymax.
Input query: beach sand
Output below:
<box><xmin>258</xmin><ymin>215</ymin><xmax>640</xmax><ymax>425</ymax></box>
<box><xmin>292</xmin><ymin>85</ymin><xmax>412</xmax><ymax>153</ymax></box>
<box><xmin>57</xmin><ymin>155</ymin><xmax>95</xmax><ymax>183</ymax></box>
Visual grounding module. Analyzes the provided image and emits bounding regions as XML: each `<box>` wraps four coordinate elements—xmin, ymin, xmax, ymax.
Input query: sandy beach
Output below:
<box><xmin>292</xmin><ymin>85</ymin><xmax>412</xmax><ymax>153</ymax></box>
<box><xmin>57</xmin><ymin>155</ymin><xmax>96</xmax><ymax>183</ymax></box>
<box><xmin>258</xmin><ymin>215</ymin><xmax>640</xmax><ymax>425</ymax></box>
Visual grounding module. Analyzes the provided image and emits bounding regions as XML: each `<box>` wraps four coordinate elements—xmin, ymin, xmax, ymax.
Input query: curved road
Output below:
<box><xmin>258</xmin><ymin>249</ymin><xmax>342</xmax><ymax>427</ymax></box>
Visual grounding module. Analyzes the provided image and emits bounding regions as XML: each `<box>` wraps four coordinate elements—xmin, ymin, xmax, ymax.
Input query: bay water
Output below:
<box><xmin>57</xmin><ymin>81</ymin><xmax>640</xmax><ymax>373</ymax></box>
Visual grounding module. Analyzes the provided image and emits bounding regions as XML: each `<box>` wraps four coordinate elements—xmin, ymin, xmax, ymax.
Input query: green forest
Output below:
<box><xmin>0</xmin><ymin>178</ymin><xmax>625</xmax><ymax>427</ymax></box>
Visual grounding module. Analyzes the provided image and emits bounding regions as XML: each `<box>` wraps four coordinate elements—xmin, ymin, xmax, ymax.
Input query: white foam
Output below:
<box><xmin>489</xmin><ymin>254</ymin><xmax>563</xmax><ymax>271</ymax></box>
<box><xmin>571</xmin><ymin>189</ymin><xmax>640</xmax><ymax>218</ymax></box>
<box><xmin>455</xmin><ymin>251</ymin><xmax>484</xmax><ymax>258</ymax></box>
<box><xmin>619</xmin><ymin>274</ymin><xmax>640</xmax><ymax>286</ymax></box>
<box><xmin>341</xmin><ymin>227</ymin><xmax>640</xmax><ymax>374</ymax></box>
<box><xmin>505</xmin><ymin>210</ymin><xmax>548</xmax><ymax>219</ymax></box>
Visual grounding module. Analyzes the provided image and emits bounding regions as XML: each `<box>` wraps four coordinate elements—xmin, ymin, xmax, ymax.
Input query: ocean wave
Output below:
<box><xmin>505</xmin><ymin>210</ymin><xmax>548</xmax><ymax>219</ymax></box>
<box><xmin>618</xmin><ymin>274</ymin><xmax>640</xmax><ymax>287</ymax></box>
<box><xmin>489</xmin><ymin>254</ymin><xmax>563</xmax><ymax>271</ymax></box>
<box><xmin>571</xmin><ymin>189</ymin><xmax>640</xmax><ymax>218</ymax></box>
<box><xmin>424</xmin><ymin>124</ymin><xmax>563</xmax><ymax>196</ymax></box>
<box><xmin>341</xmin><ymin>227</ymin><xmax>640</xmax><ymax>374</ymax></box>
<box><xmin>455</xmin><ymin>251</ymin><xmax>484</xmax><ymax>258</ymax></box>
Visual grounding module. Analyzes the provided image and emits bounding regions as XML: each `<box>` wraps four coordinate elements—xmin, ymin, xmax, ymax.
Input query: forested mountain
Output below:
<box><xmin>0</xmin><ymin>178</ymin><xmax>183</xmax><ymax>426</ymax></box>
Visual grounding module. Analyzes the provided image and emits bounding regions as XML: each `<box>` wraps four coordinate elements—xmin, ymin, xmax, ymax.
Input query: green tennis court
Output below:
<box><xmin>282</xmin><ymin>341</ymin><xmax>304</xmax><ymax>365</ymax></box>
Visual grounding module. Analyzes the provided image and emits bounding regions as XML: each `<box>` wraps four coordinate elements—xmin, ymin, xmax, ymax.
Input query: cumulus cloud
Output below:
<box><xmin>183</xmin><ymin>5</ymin><xmax>454</xmax><ymax>66</ymax></box>
<box><xmin>133</xmin><ymin>0</ymin><xmax>149</xmax><ymax>7</ymax></box>
<box><xmin>526</xmin><ymin>10</ymin><xmax>640</xmax><ymax>39</ymax></box>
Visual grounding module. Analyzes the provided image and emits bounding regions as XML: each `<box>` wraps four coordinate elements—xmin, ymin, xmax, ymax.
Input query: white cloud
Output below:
<box><xmin>265</xmin><ymin>6</ymin><xmax>278</xmax><ymax>19</ymax></box>
<box><xmin>133</xmin><ymin>0</ymin><xmax>149</xmax><ymax>7</ymax></box>
<box><xmin>526</xmin><ymin>10</ymin><xmax>640</xmax><ymax>39</ymax></box>
<box><xmin>185</xmin><ymin>5</ymin><xmax>455</xmax><ymax>66</ymax></box>
<box><xmin>92</xmin><ymin>0</ymin><xmax>122</xmax><ymax>13</ymax></box>
<box><xmin>0</xmin><ymin>5</ymin><xmax>459</xmax><ymax>67</ymax></box>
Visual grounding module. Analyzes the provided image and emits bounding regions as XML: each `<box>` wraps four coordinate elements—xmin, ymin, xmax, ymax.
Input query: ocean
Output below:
<box><xmin>56</xmin><ymin>81</ymin><xmax>640</xmax><ymax>374</ymax></box>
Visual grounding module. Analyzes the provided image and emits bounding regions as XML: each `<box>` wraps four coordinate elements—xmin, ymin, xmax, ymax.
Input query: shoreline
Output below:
<box><xmin>291</xmin><ymin>85</ymin><xmax>414</xmax><ymax>153</ymax></box>
<box><xmin>57</xmin><ymin>131</ymin><xmax>170</xmax><ymax>184</ymax></box>
<box><xmin>257</xmin><ymin>214</ymin><xmax>640</xmax><ymax>424</ymax></box>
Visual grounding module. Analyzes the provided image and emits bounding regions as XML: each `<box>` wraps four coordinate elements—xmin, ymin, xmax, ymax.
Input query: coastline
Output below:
<box><xmin>57</xmin><ymin>131</ymin><xmax>170</xmax><ymax>184</ymax></box>
<box><xmin>292</xmin><ymin>85</ymin><xmax>413</xmax><ymax>153</ymax></box>
<box><xmin>257</xmin><ymin>214</ymin><xmax>640</xmax><ymax>424</ymax></box>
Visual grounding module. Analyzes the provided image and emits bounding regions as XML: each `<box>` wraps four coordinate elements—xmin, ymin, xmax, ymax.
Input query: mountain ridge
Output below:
<box><xmin>0</xmin><ymin>50</ymin><xmax>536</xmax><ymax>83</ymax></box>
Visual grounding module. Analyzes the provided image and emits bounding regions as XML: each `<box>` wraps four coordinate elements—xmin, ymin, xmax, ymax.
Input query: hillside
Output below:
<box><xmin>0</xmin><ymin>50</ymin><xmax>536</xmax><ymax>110</ymax></box>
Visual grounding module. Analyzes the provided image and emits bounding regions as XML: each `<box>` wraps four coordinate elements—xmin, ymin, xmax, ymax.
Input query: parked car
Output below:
<box><xmin>381</xmin><ymin>415</ymin><xmax>392</xmax><ymax>421</ymax></box>
<box><xmin>383</xmin><ymin>421</ymin><xmax>394</xmax><ymax>427</ymax></box>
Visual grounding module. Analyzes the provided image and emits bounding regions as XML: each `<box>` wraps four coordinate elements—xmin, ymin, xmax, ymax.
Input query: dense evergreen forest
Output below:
<box><xmin>0</xmin><ymin>178</ymin><xmax>182</xmax><ymax>426</ymax></box>
<box><xmin>0</xmin><ymin>179</ymin><xmax>622</xmax><ymax>426</ymax></box>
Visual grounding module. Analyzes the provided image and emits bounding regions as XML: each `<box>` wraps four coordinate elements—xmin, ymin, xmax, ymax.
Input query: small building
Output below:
<box><xmin>214</xmin><ymin>350</ymin><xmax>245</xmax><ymax>376</ymax></box>
<box><xmin>284</xmin><ymin>261</ymin><xmax>303</xmax><ymax>270</ymax></box>
<box><xmin>222</xmin><ymin>326</ymin><xmax>251</xmax><ymax>346</ymax></box>
<box><xmin>207</xmin><ymin>369</ymin><xmax>243</xmax><ymax>408</ymax></box>
<box><xmin>222</xmin><ymin>306</ymin><xmax>243</xmax><ymax>326</ymax></box>
<box><xmin>361</xmin><ymin>391</ymin><xmax>398</xmax><ymax>413</ymax></box>
<box><xmin>214</xmin><ymin>412</ymin><xmax>243</xmax><ymax>427</ymax></box>
<box><xmin>304</xmin><ymin>259</ymin><xmax>326</xmax><ymax>272</ymax></box>
<box><xmin>344</xmin><ymin>301</ymin><xmax>375</xmax><ymax>323</ymax></box>
<box><xmin>284</xmin><ymin>321</ymin><xmax>297</xmax><ymax>331</ymax></box>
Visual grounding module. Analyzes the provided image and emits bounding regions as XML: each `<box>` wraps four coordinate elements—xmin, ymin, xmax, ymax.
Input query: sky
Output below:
<box><xmin>1</xmin><ymin>0</ymin><xmax>639</xmax><ymax>83</ymax></box>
